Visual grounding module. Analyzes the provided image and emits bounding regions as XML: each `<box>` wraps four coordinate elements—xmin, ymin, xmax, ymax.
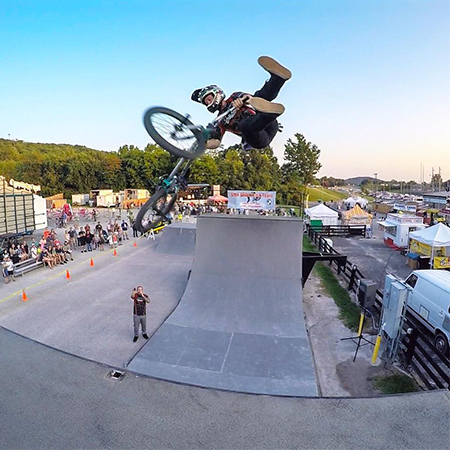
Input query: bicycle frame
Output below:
<box><xmin>160</xmin><ymin>157</ymin><xmax>193</xmax><ymax>193</ymax></box>
<box><xmin>184</xmin><ymin>106</ymin><xmax>238</xmax><ymax>133</ymax></box>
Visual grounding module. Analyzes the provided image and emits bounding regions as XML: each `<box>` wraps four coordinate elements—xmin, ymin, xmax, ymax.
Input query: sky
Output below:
<box><xmin>1</xmin><ymin>0</ymin><xmax>449</xmax><ymax>182</ymax></box>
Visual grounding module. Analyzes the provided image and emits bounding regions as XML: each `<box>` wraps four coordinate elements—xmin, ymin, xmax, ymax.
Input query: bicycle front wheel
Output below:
<box><xmin>135</xmin><ymin>188</ymin><xmax>177</xmax><ymax>233</ymax></box>
<box><xmin>143</xmin><ymin>107</ymin><xmax>206</xmax><ymax>159</ymax></box>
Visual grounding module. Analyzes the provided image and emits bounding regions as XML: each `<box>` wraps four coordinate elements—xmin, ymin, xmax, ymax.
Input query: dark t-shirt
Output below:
<box><xmin>132</xmin><ymin>293</ymin><xmax>149</xmax><ymax>316</ymax></box>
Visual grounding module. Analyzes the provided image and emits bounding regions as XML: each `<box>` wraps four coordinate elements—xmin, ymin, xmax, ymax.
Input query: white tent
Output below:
<box><xmin>409</xmin><ymin>223</ymin><xmax>450</xmax><ymax>247</ymax></box>
<box><xmin>344</xmin><ymin>196</ymin><xmax>368</xmax><ymax>209</ymax></box>
<box><xmin>305</xmin><ymin>203</ymin><xmax>339</xmax><ymax>226</ymax></box>
<box><xmin>409</xmin><ymin>223</ymin><xmax>450</xmax><ymax>269</ymax></box>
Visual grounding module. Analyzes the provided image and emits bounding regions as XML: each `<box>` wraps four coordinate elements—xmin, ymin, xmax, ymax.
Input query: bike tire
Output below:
<box><xmin>135</xmin><ymin>188</ymin><xmax>177</xmax><ymax>233</ymax></box>
<box><xmin>143</xmin><ymin>107</ymin><xmax>206</xmax><ymax>160</ymax></box>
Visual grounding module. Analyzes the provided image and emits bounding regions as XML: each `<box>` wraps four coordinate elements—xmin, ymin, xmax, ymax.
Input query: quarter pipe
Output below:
<box><xmin>129</xmin><ymin>214</ymin><xmax>318</xmax><ymax>396</ymax></box>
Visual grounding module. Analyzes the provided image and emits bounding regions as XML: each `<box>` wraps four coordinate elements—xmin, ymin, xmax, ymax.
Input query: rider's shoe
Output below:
<box><xmin>206</xmin><ymin>139</ymin><xmax>221</xmax><ymax>149</ymax></box>
<box><xmin>249</xmin><ymin>97</ymin><xmax>285</xmax><ymax>115</ymax></box>
<box><xmin>258</xmin><ymin>56</ymin><xmax>292</xmax><ymax>80</ymax></box>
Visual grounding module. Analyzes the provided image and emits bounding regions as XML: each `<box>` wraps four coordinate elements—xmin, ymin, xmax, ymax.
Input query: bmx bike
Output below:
<box><xmin>135</xmin><ymin>105</ymin><xmax>238</xmax><ymax>233</ymax></box>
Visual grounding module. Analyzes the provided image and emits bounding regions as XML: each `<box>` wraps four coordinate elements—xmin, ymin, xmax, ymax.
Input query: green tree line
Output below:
<box><xmin>0</xmin><ymin>134</ymin><xmax>321</xmax><ymax>205</ymax></box>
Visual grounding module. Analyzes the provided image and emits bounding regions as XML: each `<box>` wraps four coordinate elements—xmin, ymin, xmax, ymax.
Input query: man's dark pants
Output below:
<box><xmin>238</xmin><ymin>75</ymin><xmax>286</xmax><ymax>149</ymax></box>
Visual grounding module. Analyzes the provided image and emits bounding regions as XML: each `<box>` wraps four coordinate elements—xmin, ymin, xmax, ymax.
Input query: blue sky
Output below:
<box><xmin>1</xmin><ymin>0</ymin><xmax>449</xmax><ymax>182</ymax></box>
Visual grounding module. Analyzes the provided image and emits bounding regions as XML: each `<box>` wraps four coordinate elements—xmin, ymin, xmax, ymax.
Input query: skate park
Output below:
<box><xmin>1</xmin><ymin>213</ymin><xmax>449</xmax><ymax>449</ymax></box>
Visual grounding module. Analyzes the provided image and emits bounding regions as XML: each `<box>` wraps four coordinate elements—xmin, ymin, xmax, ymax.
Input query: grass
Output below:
<box><xmin>307</xmin><ymin>187</ymin><xmax>348</xmax><ymax>203</ymax></box>
<box><xmin>303</xmin><ymin>235</ymin><xmax>361</xmax><ymax>331</ymax></box>
<box><xmin>303</xmin><ymin>235</ymin><xmax>316</xmax><ymax>252</ymax></box>
<box><xmin>372</xmin><ymin>374</ymin><xmax>419</xmax><ymax>394</ymax></box>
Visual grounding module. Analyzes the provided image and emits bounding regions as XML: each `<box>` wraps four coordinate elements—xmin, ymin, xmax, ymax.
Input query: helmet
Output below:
<box><xmin>191</xmin><ymin>85</ymin><xmax>225</xmax><ymax>113</ymax></box>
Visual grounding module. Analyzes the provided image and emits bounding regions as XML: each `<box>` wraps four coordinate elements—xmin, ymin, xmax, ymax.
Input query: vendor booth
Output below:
<box><xmin>378</xmin><ymin>213</ymin><xmax>425</xmax><ymax>249</ymax></box>
<box><xmin>408</xmin><ymin>223</ymin><xmax>450</xmax><ymax>269</ymax></box>
<box><xmin>304</xmin><ymin>204</ymin><xmax>339</xmax><ymax>226</ymax></box>
<box><xmin>341</xmin><ymin>204</ymin><xmax>372</xmax><ymax>226</ymax></box>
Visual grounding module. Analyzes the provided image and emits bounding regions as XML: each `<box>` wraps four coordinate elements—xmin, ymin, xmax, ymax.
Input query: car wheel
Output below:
<box><xmin>434</xmin><ymin>333</ymin><xmax>449</xmax><ymax>356</ymax></box>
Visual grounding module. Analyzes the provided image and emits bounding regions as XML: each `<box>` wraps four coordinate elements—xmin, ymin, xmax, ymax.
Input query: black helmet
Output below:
<box><xmin>191</xmin><ymin>85</ymin><xmax>225</xmax><ymax>113</ymax></box>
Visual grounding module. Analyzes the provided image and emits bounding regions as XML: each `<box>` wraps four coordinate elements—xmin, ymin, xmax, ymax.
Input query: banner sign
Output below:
<box><xmin>434</xmin><ymin>256</ymin><xmax>450</xmax><ymax>269</ymax></box>
<box><xmin>409</xmin><ymin>239</ymin><xmax>434</xmax><ymax>256</ymax></box>
<box><xmin>410</xmin><ymin>239</ymin><xmax>446</xmax><ymax>257</ymax></box>
<box><xmin>394</xmin><ymin>203</ymin><xmax>417</xmax><ymax>213</ymax></box>
<box><xmin>227</xmin><ymin>190</ymin><xmax>276</xmax><ymax>211</ymax></box>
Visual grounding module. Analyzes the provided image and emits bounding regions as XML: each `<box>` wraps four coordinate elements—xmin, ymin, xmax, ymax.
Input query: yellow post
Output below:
<box><xmin>357</xmin><ymin>312</ymin><xmax>365</xmax><ymax>337</ymax></box>
<box><xmin>371</xmin><ymin>335</ymin><xmax>382</xmax><ymax>365</ymax></box>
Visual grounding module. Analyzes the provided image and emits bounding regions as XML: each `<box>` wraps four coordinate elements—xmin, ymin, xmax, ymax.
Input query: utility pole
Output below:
<box><xmin>374</xmin><ymin>173</ymin><xmax>378</xmax><ymax>203</ymax></box>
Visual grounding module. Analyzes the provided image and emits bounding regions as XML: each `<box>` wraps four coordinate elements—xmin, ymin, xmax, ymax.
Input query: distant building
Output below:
<box><xmin>423</xmin><ymin>191</ymin><xmax>450</xmax><ymax>209</ymax></box>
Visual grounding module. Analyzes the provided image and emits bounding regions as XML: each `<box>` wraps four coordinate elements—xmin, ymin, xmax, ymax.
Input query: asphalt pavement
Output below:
<box><xmin>1</xmin><ymin>214</ymin><xmax>449</xmax><ymax>449</ymax></box>
<box><xmin>1</xmin><ymin>326</ymin><xmax>449</xmax><ymax>450</ymax></box>
<box><xmin>330</xmin><ymin>214</ymin><xmax>413</xmax><ymax>289</ymax></box>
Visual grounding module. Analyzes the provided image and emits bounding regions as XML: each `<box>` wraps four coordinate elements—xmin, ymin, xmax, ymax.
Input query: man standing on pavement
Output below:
<box><xmin>131</xmin><ymin>286</ymin><xmax>150</xmax><ymax>342</ymax></box>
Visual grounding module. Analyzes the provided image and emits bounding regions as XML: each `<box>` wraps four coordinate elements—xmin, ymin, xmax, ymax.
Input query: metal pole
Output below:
<box><xmin>374</xmin><ymin>173</ymin><xmax>378</xmax><ymax>204</ymax></box>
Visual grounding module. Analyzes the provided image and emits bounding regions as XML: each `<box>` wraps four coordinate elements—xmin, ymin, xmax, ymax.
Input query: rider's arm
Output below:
<box><xmin>231</xmin><ymin>94</ymin><xmax>251</xmax><ymax>110</ymax></box>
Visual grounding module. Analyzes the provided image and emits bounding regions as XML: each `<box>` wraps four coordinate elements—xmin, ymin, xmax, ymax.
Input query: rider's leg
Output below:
<box><xmin>239</xmin><ymin>110</ymin><xmax>280</xmax><ymax>134</ymax></box>
<box><xmin>253</xmin><ymin>75</ymin><xmax>286</xmax><ymax>101</ymax></box>
<box><xmin>253</xmin><ymin>56</ymin><xmax>291</xmax><ymax>101</ymax></box>
<box><xmin>239</xmin><ymin>119</ymin><xmax>279</xmax><ymax>149</ymax></box>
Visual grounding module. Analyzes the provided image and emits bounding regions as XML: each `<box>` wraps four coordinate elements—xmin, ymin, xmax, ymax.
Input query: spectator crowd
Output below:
<box><xmin>2</xmin><ymin>211</ymin><xmax>133</xmax><ymax>284</ymax></box>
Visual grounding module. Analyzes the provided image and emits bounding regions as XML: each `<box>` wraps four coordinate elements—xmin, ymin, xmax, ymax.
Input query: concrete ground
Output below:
<box><xmin>1</xmin><ymin>326</ymin><xmax>449</xmax><ymax>450</ymax></box>
<box><xmin>1</xmin><ymin>213</ymin><xmax>449</xmax><ymax>448</ymax></box>
<box><xmin>0</xmin><ymin>213</ymin><xmax>193</xmax><ymax>367</ymax></box>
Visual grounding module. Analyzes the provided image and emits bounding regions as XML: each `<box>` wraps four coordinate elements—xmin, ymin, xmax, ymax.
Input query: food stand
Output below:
<box><xmin>408</xmin><ymin>223</ymin><xmax>450</xmax><ymax>269</ymax></box>
<box><xmin>377</xmin><ymin>213</ymin><xmax>425</xmax><ymax>249</ymax></box>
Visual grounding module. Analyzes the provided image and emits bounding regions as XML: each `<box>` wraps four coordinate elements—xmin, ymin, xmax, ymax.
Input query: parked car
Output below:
<box><xmin>404</xmin><ymin>269</ymin><xmax>450</xmax><ymax>355</ymax></box>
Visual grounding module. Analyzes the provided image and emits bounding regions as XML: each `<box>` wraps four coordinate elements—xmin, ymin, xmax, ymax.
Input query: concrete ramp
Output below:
<box><xmin>154</xmin><ymin>222</ymin><xmax>196</xmax><ymax>256</ymax></box>
<box><xmin>129</xmin><ymin>215</ymin><xmax>318</xmax><ymax>396</ymax></box>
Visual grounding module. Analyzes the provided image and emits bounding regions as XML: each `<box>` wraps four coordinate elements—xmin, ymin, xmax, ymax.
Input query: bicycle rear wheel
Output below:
<box><xmin>143</xmin><ymin>107</ymin><xmax>206</xmax><ymax>159</ymax></box>
<box><xmin>135</xmin><ymin>188</ymin><xmax>177</xmax><ymax>233</ymax></box>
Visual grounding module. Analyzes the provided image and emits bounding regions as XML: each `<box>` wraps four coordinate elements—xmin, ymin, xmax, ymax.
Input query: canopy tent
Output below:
<box><xmin>344</xmin><ymin>196</ymin><xmax>368</xmax><ymax>209</ymax></box>
<box><xmin>409</xmin><ymin>223</ymin><xmax>450</xmax><ymax>246</ymax></box>
<box><xmin>409</xmin><ymin>223</ymin><xmax>450</xmax><ymax>269</ymax></box>
<box><xmin>305</xmin><ymin>203</ymin><xmax>339</xmax><ymax>226</ymax></box>
<box><xmin>208</xmin><ymin>194</ymin><xmax>228</xmax><ymax>203</ymax></box>
<box><xmin>341</xmin><ymin>204</ymin><xmax>372</xmax><ymax>225</ymax></box>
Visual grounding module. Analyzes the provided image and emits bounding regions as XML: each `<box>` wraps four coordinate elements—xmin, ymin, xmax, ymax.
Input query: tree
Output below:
<box><xmin>282</xmin><ymin>133</ymin><xmax>322</xmax><ymax>185</ymax></box>
<box><xmin>281</xmin><ymin>134</ymin><xmax>322</xmax><ymax>214</ymax></box>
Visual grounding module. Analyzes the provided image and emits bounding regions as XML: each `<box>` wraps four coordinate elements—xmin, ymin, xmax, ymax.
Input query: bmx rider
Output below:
<box><xmin>191</xmin><ymin>56</ymin><xmax>291</xmax><ymax>151</ymax></box>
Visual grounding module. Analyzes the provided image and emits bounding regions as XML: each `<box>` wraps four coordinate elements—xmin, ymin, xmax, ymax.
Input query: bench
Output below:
<box><xmin>13</xmin><ymin>258</ymin><xmax>44</xmax><ymax>277</ymax></box>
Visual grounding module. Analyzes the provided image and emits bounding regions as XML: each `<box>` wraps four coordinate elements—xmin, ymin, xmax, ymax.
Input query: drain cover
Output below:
<box><xmin>106</xmin><ymin>369</ymin><xmax>125</xmax><ymax>381</ymax></box>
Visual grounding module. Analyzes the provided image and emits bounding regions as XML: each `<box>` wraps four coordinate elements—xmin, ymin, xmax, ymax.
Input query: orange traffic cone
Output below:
<box><xmin>90</xmin><ymin>258</ymin><xmax>94</xmax><ymax>267</ymax></box>
<box><xmin>22</xmin><ymin>289</ymin><xmax>29</xmax><ymax>302</ymax></box>
<box><xmin>66</xmin><ymin>269</ymin><xmax>71</xmax><ymax>279</ymax></box>
<box><xmin>113</xmin><ymin>248</ymin><xmax>117</xmax><ymax>256</ymax></box>
<box><xmin>133</xmin><ymin>241</ymin><xmax>137</xmax><ymax>247</ymax></box>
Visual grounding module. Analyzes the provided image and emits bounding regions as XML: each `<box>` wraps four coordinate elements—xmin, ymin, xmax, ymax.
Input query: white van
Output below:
<box><xmin>404</xmin><ymin>270</ymin><xmax>450</xmax><ymax>355</ymax></box>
